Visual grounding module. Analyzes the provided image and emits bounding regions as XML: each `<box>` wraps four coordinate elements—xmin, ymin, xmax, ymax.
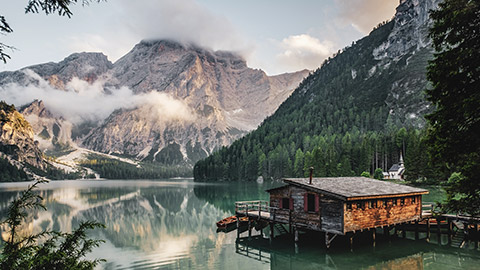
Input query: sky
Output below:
<box><xmin>1</xmin><ymin>0</ymin><xmax>398</xmax><ymax>75</ymax></box>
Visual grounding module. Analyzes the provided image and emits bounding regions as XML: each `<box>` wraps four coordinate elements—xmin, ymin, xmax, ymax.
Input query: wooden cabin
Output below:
<box><xmin>267</xmin><ymin>177</ymin><xmax>428</xmax><ymax>235</ymax></box>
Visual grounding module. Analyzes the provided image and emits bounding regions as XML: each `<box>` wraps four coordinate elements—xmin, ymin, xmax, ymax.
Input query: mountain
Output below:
<box><xmin>82</xmin><ymin>40</ymin><xmax>308</xmax><ymax>164</ymax></box>
<box><xmin>194</xmin><ymin>0</ymin><xmax>442</xmax><ymax>182</ymax></box>
<box><xmin>19</xmin><ymin>100</ymin><xmax>75</xmax><ymax>155</ymax></box>
<box><xmin>0</xmin><ymin>101</ymin><xmax>48</xmax><ymax>180</ymax></box>
<box><xmin>0</xmin><ymin>41</ymin><xmax>308</xmax><ymax>168</ymax></box>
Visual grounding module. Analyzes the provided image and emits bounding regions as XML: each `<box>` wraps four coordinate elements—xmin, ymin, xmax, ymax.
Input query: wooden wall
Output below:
<box><xmin>344</xmin><ymin>196</ymin><xmax>422</xmax><ymax>233</ymax></box>
<box><xmin>269</xmin><ymin>186</ymin><xmax>344</xmax><ymax>234</ymax></box>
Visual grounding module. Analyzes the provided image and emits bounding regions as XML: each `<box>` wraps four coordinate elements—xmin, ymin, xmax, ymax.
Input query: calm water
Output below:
<box><xmin>0</xmin><ymin>179</ymin><xmax>478</xmax><ymax>270</ymax></box>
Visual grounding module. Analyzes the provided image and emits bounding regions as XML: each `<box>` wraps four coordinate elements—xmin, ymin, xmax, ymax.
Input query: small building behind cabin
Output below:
<box><xmin>267</xmin><ymin>177</ymin><xmax>428</xmax><ymax>235</ymax></box>
<box><xmin>386</xmin><ymin>153</ymin><xmax>405</xmax><ymax>180</ymax></box>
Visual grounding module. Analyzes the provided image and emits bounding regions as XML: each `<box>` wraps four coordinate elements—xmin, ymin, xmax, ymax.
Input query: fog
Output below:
<box><xmin>0</xmin><ymin>70</ymin><xmax>195</xmax><ymax>124</ymax></box>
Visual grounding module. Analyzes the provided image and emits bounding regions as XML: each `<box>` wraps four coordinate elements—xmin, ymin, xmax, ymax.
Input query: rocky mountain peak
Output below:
<box><xmin>0</xmin><ymin>39</ymin><xmax>308</xmax><ymax>166</ymax></box>
<box><xmin>0</xmin><ymin>101</ymin><xmax>46</xmax><ymax>170</ymax></box>
<box><xmin>20</xmin><ymin>100</ymin><xmax>53</xmax><ymax>118</ymax></box>
<box><xmin>374</xmin><ymin>0</ymin><xmax>440</xmax><ymax>61</ymax></box>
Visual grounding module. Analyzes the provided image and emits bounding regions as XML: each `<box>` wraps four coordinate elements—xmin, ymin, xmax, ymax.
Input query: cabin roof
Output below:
<box><xmin>280</xmin><ymin>177</ymin><xmax>428</xmax><ymax>201</ymax></box>
<box><xmin>265</xmin><ymin>185</ymin><xmax>289</xmax><ymax>192</ymax></box>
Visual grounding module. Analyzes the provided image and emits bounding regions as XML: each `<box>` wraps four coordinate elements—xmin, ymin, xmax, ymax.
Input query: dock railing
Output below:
<box><xmin>235</xmin><ymin>200</ymin><xmax>316</xmax><ymax>230</ymax></box>
<box><xmin>235</xmin><ymin>200</ymin><xmax>270</xmax><ymax>218</ymax></box>
<box><xmin>422</xmin><ymin>202</ymin><xmax>434</xmax><ymax>217</ymax></box>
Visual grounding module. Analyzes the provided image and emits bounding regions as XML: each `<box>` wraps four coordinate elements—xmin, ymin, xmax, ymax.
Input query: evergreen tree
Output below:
<box><xmin>0</xmin><ymin>180</ymin><xmax>105</xmax><ymax>269</ymax></box>
<box><xmin>426</xmin><ymin>0</ymin><xmax>480</xmax><ymax>215</ymax></box>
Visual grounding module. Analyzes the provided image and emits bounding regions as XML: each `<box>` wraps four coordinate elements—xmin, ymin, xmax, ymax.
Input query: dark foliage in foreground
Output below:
<box><xmin>0</xmin><ymin>180</ymin><xmax>105</xmax><ymax>270</ymax></box>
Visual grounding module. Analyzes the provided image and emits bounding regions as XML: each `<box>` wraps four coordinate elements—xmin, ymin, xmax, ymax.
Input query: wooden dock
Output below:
<box><xmin>232</xmin><ymin>200</ymin><xmax>480</xmax><ymax>249</ymax></box>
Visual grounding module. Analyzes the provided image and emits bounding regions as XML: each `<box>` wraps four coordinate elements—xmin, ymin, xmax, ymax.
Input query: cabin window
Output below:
<box><xmin>412</xmin><ymin>196</ymin><xmax>416</xmax><ymax>204</ymax></box>
<box><xmin>307</xmin><ymin>194</ymin><xmax>315</xmax><ymax>212</ymax></box>
<box><xmin>281</xmin><ymin>198</ymin><xmax>290</xmax><ymax>209</ymax></box>
<box><xmin>400</xmin><ymin>198</ymin><xmax>405</xmax><ymax>206</ymax></box>
<box><xmin>368</xmin><ymin>200</ymin><xmax>377</xmax><ymax>209</ymax></box>
<box><xmin>392</xmin><ymin>199</ymin><xmax>397</xmax><ymax>206</ymax></box>
<box><xmin>347</xmin><ymin>203</ymin><xmax>352</xmax><ymax>210</ymax></box>
<box><xmin>382</xmin><ymin>200</ymin><xmax>387</xmax><ymax>207</ymax></box>
<box><xmin>356</xmin><ymin>202</ymin><xmax>363</xmax><ymax>210</ymax></box>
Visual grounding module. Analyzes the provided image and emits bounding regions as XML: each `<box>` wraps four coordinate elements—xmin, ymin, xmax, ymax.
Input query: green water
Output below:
<box><xmin>0</xmin><ymin>180</ymin><xmax>478</xmax><ymax>270</ymax></box>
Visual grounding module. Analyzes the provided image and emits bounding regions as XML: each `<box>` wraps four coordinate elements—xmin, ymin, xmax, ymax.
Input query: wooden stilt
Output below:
<box><xmin>448</xmin><ymin>218</ymin><xmax>453</xmax><ymax>245</ymax></box>
<box><xmin>248</xmin><ymin>220</ymin><xmax>252</xmax><ymax>239</ymax></box>
<box><xmin>269</xmin><ymin>223</ymin><xmax>274</xmax><ymax>243</ymax></box>
<box><xmin>349</xmin><ymin>234</ymin><xmax>354</xmax><ymax>250</ymax></box>
<box><xmin>325</xmin><ymin>233</ymin><xmax>337</xmax><ymax>249</ymax></box>
<box><xmin>372</xmin><ymin>228</ymin><xmax>376</xmax><ymax>247</ymax></box>
<box><xmin>294</xmin><ymin>228</ymin><xmax>299</xmax><ymax>242</ymax></box>
<box><xmin>436</xmin><ymin>218</ymin><xmax>441</xmax><ymax>244</ymax></box>
<box><xmin>237</xmin><ymin>217</ymin><xmax>241</xmax><ymax>238</ymax></box>
<box><xmin>415</xmin><ymin>220</ymin><xmax>419</xmax><ymax>240</ymax></box>
<box><xmin>289</xmin><ymin>210</ymin><xmax>292</xmax><ymax>234</ymax></box>
<box><xmin>475</xmin><ymin>224</ymin><xmax>479</xmax><ymax>250</ymax></box>
<box><xmin>426</xmin><ymin>218</ymin><xmax>430</xmax><ymax>241</ymax></box>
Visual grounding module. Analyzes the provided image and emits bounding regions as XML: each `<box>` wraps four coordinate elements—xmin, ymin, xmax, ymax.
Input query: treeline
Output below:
<box><xmin>0</xmin><ymin>157</ymin><xmax>28</xmax><ymax>181</ymax></box>
<box><xmin>194</xmin><ymin>127</ymin><xmax>441</xmax><ymax>182</ymax></box>
<box><xmin>194</xmin><ymin>19</ymin><xmax>439</xmax><ymax>183</ymax></box>
<box><xmin>79</xmin><ymin>154</ymin><xmax>192</xmax><ymax>179</ymax></box>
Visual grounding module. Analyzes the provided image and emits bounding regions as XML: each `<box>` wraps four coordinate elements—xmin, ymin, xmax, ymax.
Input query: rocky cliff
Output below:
<box><xmin>0</xmin><ymin>40</ymin><xmax>308</xmax><ymax>165</ymax></box>
<box><xmin>0</xmin><ymin>101</ymin><xmax>47</xmax><ymax>170</ymax></box>
<box><xmin>194</xmin><ymin>0</ymin><xmax>443</xmax><ymax>181</ymax></box>
<box><xmin>82</xmin><ymin>40</ymin><xmax>308</xmax><ymax>163</ymax></box>
<box><xmin>20</xmin><ymin>100</ymin><xmax>74</xmax><ymax>154</ymax></box>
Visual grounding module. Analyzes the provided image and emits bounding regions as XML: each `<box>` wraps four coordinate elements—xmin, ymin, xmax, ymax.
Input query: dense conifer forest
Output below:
<box><xmin>194</xmin><ymin>21</ymin><xmax>442</xmax><ymax>183</ymax></box>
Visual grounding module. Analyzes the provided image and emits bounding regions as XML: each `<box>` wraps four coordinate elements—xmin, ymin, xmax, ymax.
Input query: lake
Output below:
<box><xmin>0</xmin><ymin>179</ymin><xmax>479</xmax><ymax>269</ymax></box>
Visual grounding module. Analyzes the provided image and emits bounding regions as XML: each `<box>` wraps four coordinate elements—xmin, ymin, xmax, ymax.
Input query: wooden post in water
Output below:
<box><xmin>426</xmin><ymin>218</ymin><xmax>431</xmax><ymax>241</ymax></box>
<box><xmin>294</xmin><ymin>227</ymin><xmax>299</xmax><ymax>242</ymax></box>
<box><xmin>349</xmin><ymin>234</ymin><xmax>354</xmax><ymax>250</ymax></box>
<box><xmin>436</xmin><ymin>218</ymin><xmax>442</xmax><ymax>244</ymax></box>
<box><xmin>269</xmin><ymin>223</ymin><xmax>274</xmax><ymax>241</ymax></box>
<box><xmin>237</xmin><ymin>217</ymin><xmax>240</xmax><ymax>238</ymax></box>
<box><xmin>448</xmin><ymin>218</ymin><xmax>453</xmax><ymax>245</ymax></box>
<box><xmin>248</xmin><ymin>219</ymin><xmax>252</xmax><ymax>239</ymax></box>
<box><xmin>372</xmin><ymin>228</ymin><xmax>376</xmax><ymax>247</ymax></box>
<box><xmin>475</xmin><ymin>224</ymin><xmax>479</xmax><ymax>250</ymax></box>
<box><xmin>289</xmin><ymin>210</ymin><xmax>292</xmax><ymax>234</ymax></box>
<box><xmin>415</xmin><ymin>220</ymin><xmax>419</xmax><ymax>240</ymax></box>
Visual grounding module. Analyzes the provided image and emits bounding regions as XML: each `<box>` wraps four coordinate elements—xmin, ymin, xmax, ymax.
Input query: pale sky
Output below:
<box><xmin>1</xmin><ymin>0</ymin><xmax>398</xmax><ymax>75</ymax></box>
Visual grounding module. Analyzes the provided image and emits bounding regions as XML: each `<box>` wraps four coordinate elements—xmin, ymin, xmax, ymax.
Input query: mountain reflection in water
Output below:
<box><xmin>0</xmin><ymin>180</ymin><xmax>478</xmax><ymax>270</ymax></box>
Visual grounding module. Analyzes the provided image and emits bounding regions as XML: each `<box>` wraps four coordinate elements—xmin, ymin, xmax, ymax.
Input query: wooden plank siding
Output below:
<box><xmin>268</xmin><ymin>185</ymin><xmax>344</xmax><ymax>234</ymax></box>
<box><xmin>267</xmin><ymin>178</ymin><xmax>427</xmax><ymax>235</ymax></box>
<box><xmin>344</xmin><ymin>195</ymin><xmax>422</xmax><ymax>233</ymax></box>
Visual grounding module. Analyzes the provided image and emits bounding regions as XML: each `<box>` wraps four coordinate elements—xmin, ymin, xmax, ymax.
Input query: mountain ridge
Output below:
<box><xmin>0</xmin><ymin>39</ymin><xmax>309</xmax><ymax>169</ymax></box>
<box><xmin>194</xmin><ymin>0</ymin><xmax>441</xmax><ymax>182</ymax></box>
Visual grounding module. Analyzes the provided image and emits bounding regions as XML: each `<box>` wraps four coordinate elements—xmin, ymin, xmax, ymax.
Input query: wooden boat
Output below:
<box><xmin>216</xmin><ymin>215</ymin><xmax>238</xmax><ymax>228</ymax></box>
<box><xmin>239</xmin><ymin>216</ymin><xmax>249</xmax><ymax>223</ymax></box>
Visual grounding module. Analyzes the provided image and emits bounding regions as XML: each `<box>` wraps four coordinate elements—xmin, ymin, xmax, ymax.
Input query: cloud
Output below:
<box><xmin>118</xmin><ymin>0</ymin><xmax>250</xmax><ymax>52</ymax></box>
<box><xmin>276</xmin><ymin>34</ymin><xmax>335</xmax><ymax>72</ymax></box>
<box><xmin>0</xmin><ymin>70</ymin><xmax>195</xmax><ymax>124</ymax></box>
<box><xmin>336</xmin><ymin>0</ymin><xmax>397</xmax><ymax>34</ymax></box>
<box><xmin>134</xmin><ymin>92</ymin><xmax>196</xmax><ymax>123</ymax></box>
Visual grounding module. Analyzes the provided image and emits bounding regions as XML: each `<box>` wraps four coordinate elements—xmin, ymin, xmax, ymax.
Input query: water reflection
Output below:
<box><xmin>0</xmin><ymin>180</ymin><xmax>478</xmax><ymax>270</ymax></box>
<box><xmin>235</xmin><ymin>235</ymin><xmax>480</xmax><ymax>270</ymax></box>
<box><xmin>0</xmin><ymin>180</ymin><xmax>265</xmax><ymax>269</ymax></box>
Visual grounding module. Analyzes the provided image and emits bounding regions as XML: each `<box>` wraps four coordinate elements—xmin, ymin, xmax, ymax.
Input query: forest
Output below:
<box><xmin>79</xmin><ymin>154</ymin><xmax>192</xmax><ymax>179</ymax></box>
<box><xmin>194</xmin><ymin>20</ymin><xmax>443</xmax><ymax>183</ymax></box>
